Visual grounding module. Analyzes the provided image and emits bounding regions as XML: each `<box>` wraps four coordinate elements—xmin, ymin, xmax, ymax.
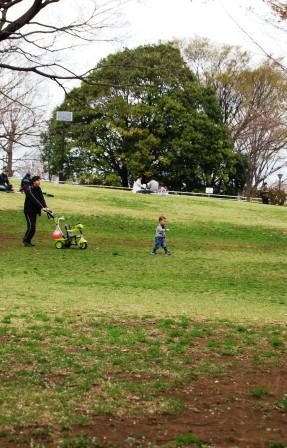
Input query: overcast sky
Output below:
<box><xmin>42</xmin><ymin>0</ymin><xmax>287</xmax><ymax>111</ymax></box>
<box><xmin>13</xmin><ymin>0</ymin><xmax>286</xmax><ymax>178</ymax></box>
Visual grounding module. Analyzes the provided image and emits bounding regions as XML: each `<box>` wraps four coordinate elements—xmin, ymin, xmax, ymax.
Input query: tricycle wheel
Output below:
<box><xmin>55</xmin><ymin>240</ymin><xmax>64</xmax><ymax>249</ymax></box>
<box><xmin>79</xmin><ymin>242</ymin><xmax>88</xmax><ymax>250</ymax></box>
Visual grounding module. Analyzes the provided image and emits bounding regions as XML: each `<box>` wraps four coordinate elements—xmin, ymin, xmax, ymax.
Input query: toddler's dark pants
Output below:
<box><xmin>152</xmin><ymin>236</ymin><xmax>168</xmax><ymax>253</ymax></box>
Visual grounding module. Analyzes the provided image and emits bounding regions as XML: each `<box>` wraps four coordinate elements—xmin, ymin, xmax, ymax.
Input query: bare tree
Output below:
<box><xmin>0</xmin><ymin>0</ymin><xmax>127</xmax><ymax>172</ymax></box>
<box><xmin>0</xmin><ymin>0</ymin><xmax>125</xmax><ymax>84</ymax></box>
<box><xmin>182</xmin><ymin>38</ymin><xmax>287</xmax><ymax>195</ymax></box>
<box><xmin>14</xmin><ymin>148</ymin><xmax>44</xmax><ymax>177</ymax></box>
<box><xmin>0</xmin><ymin>72</ymin><xmax>43</xmax><ymax>174</ymax></box>
<box><xmin>199</xmin><ymin>1</ymin><xmax>287</xmax><ymax>74</ymax></box>
<box><xmin>264</xmin><ymin>0</ymin><xmax>287</xmax><ymax>19</ymax></box>
<box><xmin>228</xmin><ymin>64</ymin><xmax>287</xmax><ymax>194</ymax></box>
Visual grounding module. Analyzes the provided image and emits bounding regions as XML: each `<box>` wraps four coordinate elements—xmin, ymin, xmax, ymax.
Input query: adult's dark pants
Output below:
<box><xmin>0</xmin><ymin>185</ymin><xmax>11</xmax><ymax>192</ymax></box>
<box><xmin>23</xmin><ymin>213</ymin><xmax>37</xmax><ymax>243</ymax></box>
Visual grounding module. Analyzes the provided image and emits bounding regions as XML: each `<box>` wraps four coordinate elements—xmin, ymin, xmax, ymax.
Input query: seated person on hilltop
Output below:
<box><xmin>0</xmin><ymin>168</ymin><xmax>14</xmax><ymax>192</ymax></box>
<box><xmin>132</xmin><ymin>176</ymin><xmax>149</xmax><ymax>193</ymax></box>
<box><xmin>159</xmin><ymin>183</ymin><xmax>168</xmax><ymax>195</ymax></box>
<box><xmin>147</xmin><ymin>178</ymin><xmax>159</xmax><ymax>193</ymax></box>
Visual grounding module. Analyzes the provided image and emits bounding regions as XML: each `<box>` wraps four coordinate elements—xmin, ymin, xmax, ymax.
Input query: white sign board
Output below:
<box><xmin>206</xmin><ymin>187</ymin><xmax>214</xmax><ymax>194</ymax></box>
<box><xmin>56</xmin><ymin>111</ymin><xmax>73</xmax><ymax>122</ymax></box>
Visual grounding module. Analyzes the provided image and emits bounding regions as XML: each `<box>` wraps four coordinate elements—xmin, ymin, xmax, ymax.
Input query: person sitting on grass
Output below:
<box><xmin>159</xmin><ymin>183</ymin><xmax>168</xmax><ymax>195</ymax></box>
<box><xmin>132</xmin><ymin>176</ymin><xmax>149</xmax><ymax>194</ymax></box>
<box><xmin>147</xmin><ymin>178</ymin><xmax>159</xmax><ymax>193</ymax></box>
<box><xmin>151</xmin><ymin>215</ymin><xmax>172</xmax><ymax>256</ymax></box>
<box><xmin>0</xmin><ymin>168</ymin><xmax>14</xmax><ymax>192</ymax></box>
<box><xmin>23</xmin><ymin>175</ymin><xmax>50</xmax><ymax>247</ymax></box>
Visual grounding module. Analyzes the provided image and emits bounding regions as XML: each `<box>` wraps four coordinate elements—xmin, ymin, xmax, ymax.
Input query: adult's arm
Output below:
<box><xmin>38</xmin><ymin>189</ymin><xmax>47</xmax><ymax>208</ymax></box>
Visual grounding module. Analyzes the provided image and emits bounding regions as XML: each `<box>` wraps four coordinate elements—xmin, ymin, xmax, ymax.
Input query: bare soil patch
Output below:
<box><xmin>0</xmin><ymin>232</ymin><xmax>19</xmax><ymax>248</ymax></box>
<box><xmin>64</xmin><ymin>366</ymin><xmax>287</xmax><ymax>448</ymax></box>
<box><xmin>1</xmin><ymin>361</ymin><xmax>286</xmax><ymax>447</ymax></box>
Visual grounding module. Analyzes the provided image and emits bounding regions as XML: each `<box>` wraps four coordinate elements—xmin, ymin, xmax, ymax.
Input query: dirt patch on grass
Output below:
<box><xmin>1</xmin><ymin>365</ymin><xmax>286</xmax><ymax>447</ymax></box>
<box><xmin>66</xmin><ymin>366</ymin><xmax>287</xmax><ymax>448</ymax></box>
<box><xmin>1</xmin><ymin>319</ymin><xmax>286</xmax><ymax>447</ymax></box>
<box><xmin>0</xmin><ymin>233</ymin><xmax>19</xmax><ymax>248</ymax></box>
<box><xmin>96</xmin><ymin>237</ymin><xmax>151</xmax><ymax>247</ymax></box>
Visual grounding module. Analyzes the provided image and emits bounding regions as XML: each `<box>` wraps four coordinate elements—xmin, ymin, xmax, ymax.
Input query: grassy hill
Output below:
<box><xmin>1</xmin><ymin>183</ymin><xmax>287</xmax><ymax>322</ymax></box>
<box><xmin>0</xmin><ymin>184</ymin><xmax>286</xmax><ymax>447</ymax></box>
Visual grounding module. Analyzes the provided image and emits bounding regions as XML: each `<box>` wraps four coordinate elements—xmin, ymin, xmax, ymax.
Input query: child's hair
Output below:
<box><xmin>159</xmin><ymin>215</ymin><xmax>166</xmax><ymax>222</ymax></box>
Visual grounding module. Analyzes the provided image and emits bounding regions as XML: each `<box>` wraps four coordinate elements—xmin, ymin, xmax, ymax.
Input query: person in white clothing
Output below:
<box><xmin>132</xmin><ymin>177</ymin><xmax>147</xmax><ymax>193</ymax></box>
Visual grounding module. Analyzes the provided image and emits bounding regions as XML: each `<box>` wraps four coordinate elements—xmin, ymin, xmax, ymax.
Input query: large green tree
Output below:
<box><xmin>43</xmin><ymin>43</ymin><xmax>241</xmax><ymax>192</ymax></box>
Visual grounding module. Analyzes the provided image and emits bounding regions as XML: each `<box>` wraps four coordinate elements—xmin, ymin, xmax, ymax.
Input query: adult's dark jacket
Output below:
<box><xmin>24</xmin><ymin>185</ymin><xmax>47</xmax><ymax>215</ymax></box>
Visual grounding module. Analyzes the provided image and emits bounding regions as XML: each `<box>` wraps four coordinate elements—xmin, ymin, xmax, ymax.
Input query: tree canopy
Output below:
<box><xmin>43</xmin><ymin>43</ymin><xmax>244</xmax><ymax>192</ymax></box>
<box><xmin>182</xmin><ymin>37</ymin><xmax>287</xmax><ymax>195</ymax></box>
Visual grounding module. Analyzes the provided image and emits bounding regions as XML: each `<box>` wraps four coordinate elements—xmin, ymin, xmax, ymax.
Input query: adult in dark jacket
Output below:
<box><xmin>0</xmin><ymin>168</ymin><xmax>13</xmax><ymax>192</ymax></box>
<box><xmin>23</xmin><ymin>176</ymin><xmax>49</xmax><ymax>247</ymax></box>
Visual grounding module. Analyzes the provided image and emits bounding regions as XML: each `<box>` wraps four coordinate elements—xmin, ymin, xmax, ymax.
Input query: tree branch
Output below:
<box><xmin>0</xmin><ymin>0</ymin><xmax>60</xmax><ymax>42</ymax></box>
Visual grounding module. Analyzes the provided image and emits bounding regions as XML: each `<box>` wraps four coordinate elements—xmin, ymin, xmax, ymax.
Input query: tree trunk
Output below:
<box><xmin>245</xmin><ymin>180</ymin><xmax>257</xmax><ymax>199</ymax></box>
<box><xmin>58</xmin><ymin>128</ymin><xmax>66</xmax><ymax>182</ymax></box>
<box><xmin>7</xmin><ymin>121</ymin><xmax>16</xmax><ymax>176</ymax></box>
<box><xmin>120</xmin><ymin>166</ymin><xmax>129</xmax><ymax>187</ymax></box>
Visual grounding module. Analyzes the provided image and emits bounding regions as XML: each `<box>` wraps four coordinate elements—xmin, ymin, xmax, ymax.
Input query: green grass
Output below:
<box><xmin>269</xmin><ymin>444</ymin><xmax>287</xmax><ymax>448</ymax></box>
<box><xmin>0</xmin><ymin>183</ymin><xmax>287</xmax><ymax>446</ymax></box>
<box><xmin>250</xmin><ymin>385</ymin><xmax>270</xmax><ymax>398</ymax></box>
<box><xmin>277</xmin><ymin>394</ymin><xmax>287</xmax><ymax>410</ymax></box>
<box><xmin>0</xmin><ymin>315</ymin><xmax>285</xmax><ymax>425</ymax></box>
<box><xmin>174</xmin><ymin>433</ymin><xmax>208</xmax><ymax>447</ymax></box>
<box><xmin>1</xmin><ymin>183</ymin><xmax>287</xmax><ymax>322</ymax></box>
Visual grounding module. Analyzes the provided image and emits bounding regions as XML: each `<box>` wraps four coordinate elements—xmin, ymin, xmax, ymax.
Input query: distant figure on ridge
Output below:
<box><xmin>260</xmin><ymin>182</ymin><xmax>269</xmax><ymax>205</ymax></box>
<box><xmin>0</xmin><ymin>168</ymin><xmax>14</xmax><ymax>192</ymax></box>
<box><xmin>132</xmin><ymin>176</ymin><xmax>148</xmax><ymax>193</ymax></box>
<box><xmin>147</xmin><ymin>178</ymin><xmax>159</xmax><ymax>193</ymax></box>
<box><xmin>159</xmin><ymin>183</ymin><xmax>168</xmax><ymax>195</ymax></box>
